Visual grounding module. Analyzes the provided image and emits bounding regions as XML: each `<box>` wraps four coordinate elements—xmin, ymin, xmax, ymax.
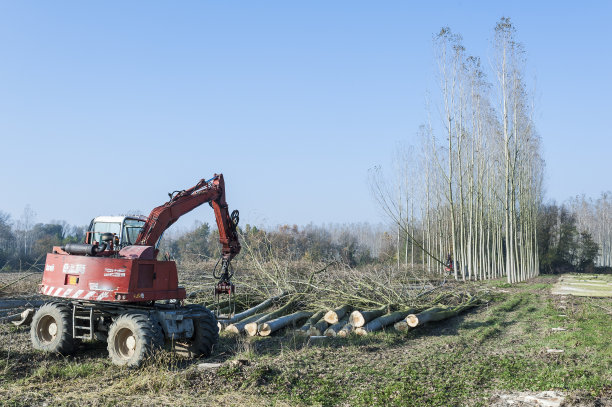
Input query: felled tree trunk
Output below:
<box><xmin>297</xmin><ymin>310</ymin><xmax>325</xmax><ymax>334</ymax></box>
<box><xmin>406</xmin><ymin>298</ymin><xmax>477</xmax><ymax>328</ymax></box>
<box><xmin>393</xmin><ymin>320</ymin><xmax>409</xmax><ymax>332</ymax></box>
<box><xmin>226</xmin><ymin>292</ymin><xmax>287</xmax><ymax>324</ymax></box>
<box><xmin>323</xmin><ymin>315</ymin><xmax>349</xmax><ymax>337</ymax></box>
<box><xmin>354</xmin><ymin>310</ymin><xmax>413</xmax><ymax>336</ymax></box>
<box><xmin>307</xmin><ymin>317</ymin><xmax>328</xmax><ymax>336</ymax></box>
<box><xmin>245</xmin><ymin>300</ymin><xmax>297</xmax><ymax>336</ymax></box>
<box><xmin>225</xmin><ymin>311</ymin><xmax>269</xmax><ymax>334</ymax></box>
<box><xmin>337</xmin><ymin>323</ymin><xmax>353</xmax><ymax>337</ymax></box>
<box><xmin>349</xmin><ymin>305</ymin><xmax>389</xmax><ymax>328</ymax></box>
<box><xmin>258</xmin><ymin>311</ymin><xmax>312</xmax><ymax>336</ymax></box>
<box><xmin>324</xmin><ymin>305</ymin><xmax>351</xmax><ymax>324</ymax></box>
<box><xmin>1</xmin><ymin>309</ymin><xmax>34</xmax><ymax>326</ymax></box>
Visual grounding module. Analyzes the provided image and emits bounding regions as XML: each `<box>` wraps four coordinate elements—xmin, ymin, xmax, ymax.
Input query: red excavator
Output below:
<box><xmin>30</xmin><ymin>174</ymin><xmax>240</xmax><ymax>366</ymax></box>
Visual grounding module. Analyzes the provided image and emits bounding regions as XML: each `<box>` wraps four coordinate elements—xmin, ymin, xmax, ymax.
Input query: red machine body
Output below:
<box><xmin>40</xmin><ymin>252</ymin><xmax>185</xmax><ymax>303</ymax></box>
<box><xmin>38</xmin><ymin>174</ymin><xmax>240</xmax><ymax>304</ymax></box>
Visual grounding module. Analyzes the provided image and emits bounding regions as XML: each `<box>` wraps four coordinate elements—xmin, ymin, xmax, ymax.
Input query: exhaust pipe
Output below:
<box><xmin>62</xmin><ymin>242</ymin><xmax>107</xmax><ymax>256</ymax></box>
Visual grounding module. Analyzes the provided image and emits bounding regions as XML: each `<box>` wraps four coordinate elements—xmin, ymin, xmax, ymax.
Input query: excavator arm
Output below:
<box><xmin>135</xmin><ymin>174</ymin><xmax>241</xmax><ymax>263</ymax></box>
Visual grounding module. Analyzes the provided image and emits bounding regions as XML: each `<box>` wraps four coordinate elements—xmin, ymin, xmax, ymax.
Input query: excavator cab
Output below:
<box><xmin>86</xmin><ymin>216</ymin><xmax>147</xmax><ymax>247</ymax></box>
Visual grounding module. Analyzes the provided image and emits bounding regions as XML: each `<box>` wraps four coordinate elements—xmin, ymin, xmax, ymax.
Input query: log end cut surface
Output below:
<box><xmin>323</xmin><ymin>328</ymin><xmax>336</xmax><ymax>337</ymax></box>
<box><xmin>406</xmin><ymin>314</ymin><xmax>419</xmax><ymax>327</ymax></box>
<box><xmin>245</xmin><ymin>322</ymin><xmax>259</xmax><ymax>336</ymax></box>
<box><xmin>258</xmin><ymin>323</ymin><xmax>272</xmax><ymax>336</ymax></box>
<box><xmin>308</xmin><ymin>327</ymin><xmax>322</xmax><ymax>336</ymax></box>
<box><xmin>394</xmin><ymin>321</ymin><xmax>409</xmax><ymax>331</ymax></box>
<box><xmin>349</xmin><ymin>311</ymin><xmax>365</xmax><ymax>328</ymax></box>
<box><xmin>354</xmin><ymin>327</ymin><xmax>367</xmax><ymax>336</ymax></box>
<box><xmin>324</xmin><ymin>310</ymin><xmax>339</xmax><ymax>324</ymax></box>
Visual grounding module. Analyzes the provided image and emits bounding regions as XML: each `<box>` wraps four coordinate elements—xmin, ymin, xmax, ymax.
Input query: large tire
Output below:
<box><xmin>107</xmin><ymin>312</ymin><xmax>162</xmax><ymax>367</ymax></box>
<box><xmin>30</xmin><ymin>302</ymin><xmax>75</xmax><ymax>354</ymax></box>
<box><xmin>174</xmin><ymin>305</ymin><xmax>219</xmax><ymax>358</ymax></box>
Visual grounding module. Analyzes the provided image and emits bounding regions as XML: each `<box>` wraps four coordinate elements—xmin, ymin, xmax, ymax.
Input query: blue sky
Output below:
<box><xmin>0</xmin><ymin>1</ymin><xmax>610</xmax><ymax>231</ymax></box>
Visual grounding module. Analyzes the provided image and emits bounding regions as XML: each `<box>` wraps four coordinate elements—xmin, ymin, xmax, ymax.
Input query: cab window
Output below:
<box><xmin>122</xmin><ymin>219</ymin><xmax>146</xmax><ymax>245</ymax></box>
<box><xmin>92</xmin><ymin>222</ymin><xmax>121</xmax><ymax>244</ymax></box>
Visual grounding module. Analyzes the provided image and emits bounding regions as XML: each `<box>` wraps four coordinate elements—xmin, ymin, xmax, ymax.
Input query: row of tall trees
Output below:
<box><xmin>373</xmin><ymin>18</ymin><xmax>543</xmax><ymax>283</ymax></box>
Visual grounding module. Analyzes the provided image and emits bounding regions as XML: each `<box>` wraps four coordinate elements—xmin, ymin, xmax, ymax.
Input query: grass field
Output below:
<box><xmin>0</xmin><ymin>274</ymin><xmax>610</xmax><ymax>406</ymax></box>
<box><xmin>552</xmin><ymin>274</ymin><xmax>612</xmax><ymax>297</ymax></box>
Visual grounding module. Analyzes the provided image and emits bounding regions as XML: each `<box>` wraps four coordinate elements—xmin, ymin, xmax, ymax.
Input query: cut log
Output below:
<box><xmin>226</xmin><ymin>292</ymin><xmax>287</xmax><ymax>324</ymax></box>
<box><xmin>307</xmin><ymin>317</ymin><xmax>328</xmax><ymax>336</ymax></box>
<box><xmin>393</xmin><ymin>320</ymin><xmax>409</xmax><ymax>332</ymax></box>
<box><xmin>355</xmin><ymin>309</ymin><xmax>414</xmax><ymax>336</ymax></box>
<box><xmin>225</xmin><ymin>311</ymin><xmax>269</xmax><ymax>334</ymax></box>
<box><xmin>1</xmin><ymin>309</ymin><xmax>34</xmax><ymax>325</ymax></box>
<box><xmin>323</xmin><ymin>315</ymin><xmax>349</xmax><ymax>337</ymax></box>
<box><xmin>349</xmin><ymin>305</ymin><xmax>388</xmax><ymax>328</ymax></box>
<box><xmin>337</xmin><ymin>322</ymin><xmax>353</xmax><ymax>338</ymax></box>
<box><xmin>406</xmin><ymin>298</ymin><xmax>477</xmax><ymax>328</ymax></box>
<box><xmin>258</xmin><ymin>311</ymin><xmax>312</xmax><ymax>336</ymax></box>
<box><xmin>324</xmin><ymin>304</ymin><xmax>351</xmax><ymax>324</ymax></box>
<box><xmin>244</xmin><ymin>299</ymin><xmax>296</xmax><ymax>336</ymax></box>
<box><xmin>297</xmin><ymin>310</ymin><xmax>325</xmax><ymax>334</ymax></box>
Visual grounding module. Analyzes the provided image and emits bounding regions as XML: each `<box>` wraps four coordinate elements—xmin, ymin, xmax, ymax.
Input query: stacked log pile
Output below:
<box><xmin>323</xmin><ymin>316</ymin><xmax>349</xmax><ymax>337</ymax></box>
<box><xmin>215</xmin><ymin>293</ymin><xmax>479</xmax><ymax>338</ymax></box>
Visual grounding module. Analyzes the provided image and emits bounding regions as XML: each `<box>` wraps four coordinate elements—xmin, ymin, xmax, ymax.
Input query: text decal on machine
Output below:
<box><xmin>63</xmin><ymin>264</ymin><xmax>86</xmax><ymax>274</ymax></box>
<box><xmin>104</xmin><ymin>268</ymin><xmax>126</xmax><ymax>277</ymax></box>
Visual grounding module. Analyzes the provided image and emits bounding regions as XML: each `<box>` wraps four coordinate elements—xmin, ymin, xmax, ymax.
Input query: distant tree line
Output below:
<box><xmin>538</xmin><ymin>203</ymin><xmax>600</xmax><ymax>273</ymax></box>
<box><xmin>0</xmin><ymin>207</ymin><xmax>85</xmax><ymax>269</ymax></box>
<box><xmin>0</xmin><ymin>206</ymin><xmax>391</xmax><ymax>270</ymax></box>
<box><xmin>1</xmin><ymin>198</ymin><xmax>604</xmax><ymax>274</ymax></box>
<box><xmin>566</xmin><ymin>193</ymin><xmax>611</xmax><ymax>268</ymax></box>
<box><xmin>159</xmin><ymin>223</ymin><xmax>391</xmax><ymax>267</ymax></box>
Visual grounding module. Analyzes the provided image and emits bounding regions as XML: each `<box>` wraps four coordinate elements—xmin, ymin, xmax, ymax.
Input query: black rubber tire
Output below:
<box><xmin>150</xmin><ymin>314</ymin><xmax>165</xmax><ymax>349</ymax></box>
<box><xmin>107</xmin><ymin>312</ymin><xmax>163</xmax><ymax>367</ymax></box>
<box><xmin>30</xmin><ymin>302</ymin><xmax>75</xmax><ymax>354</ymax></box>
<box><xmin>174</xmin><ymin>305</ymin><xmax>219</xmax><ymax>358</ymax></box>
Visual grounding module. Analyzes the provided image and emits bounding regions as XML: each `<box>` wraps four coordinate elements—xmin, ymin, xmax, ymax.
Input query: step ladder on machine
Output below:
<box><xmin>72</xmin><ymin>304</ymin><xmax>94</xmax><ymax>340</ymax></box>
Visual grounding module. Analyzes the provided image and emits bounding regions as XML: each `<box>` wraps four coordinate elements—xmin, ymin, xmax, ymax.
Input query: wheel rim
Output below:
<box><xmin>37</xmin><ymin>314</ymin><xmax>58</xmax><ymax>343</ymax></box>
<box><xmin>114</xmin><ymin>327</ymin><xmax>137</xmax><ymax>359</ymax></box>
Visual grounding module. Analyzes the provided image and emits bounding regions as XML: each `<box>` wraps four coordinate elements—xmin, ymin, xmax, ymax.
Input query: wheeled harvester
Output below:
<box><xmin>30</xmin><ymin>174</ymin><xmax>240</xmax><ymax>366</ymax></box>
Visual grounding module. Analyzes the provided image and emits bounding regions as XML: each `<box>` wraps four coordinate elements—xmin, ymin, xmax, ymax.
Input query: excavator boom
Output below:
<box><xmin>136</xmin><ymin>174</ymin><xmax>241</xmax><ymax>262</ymax></box>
